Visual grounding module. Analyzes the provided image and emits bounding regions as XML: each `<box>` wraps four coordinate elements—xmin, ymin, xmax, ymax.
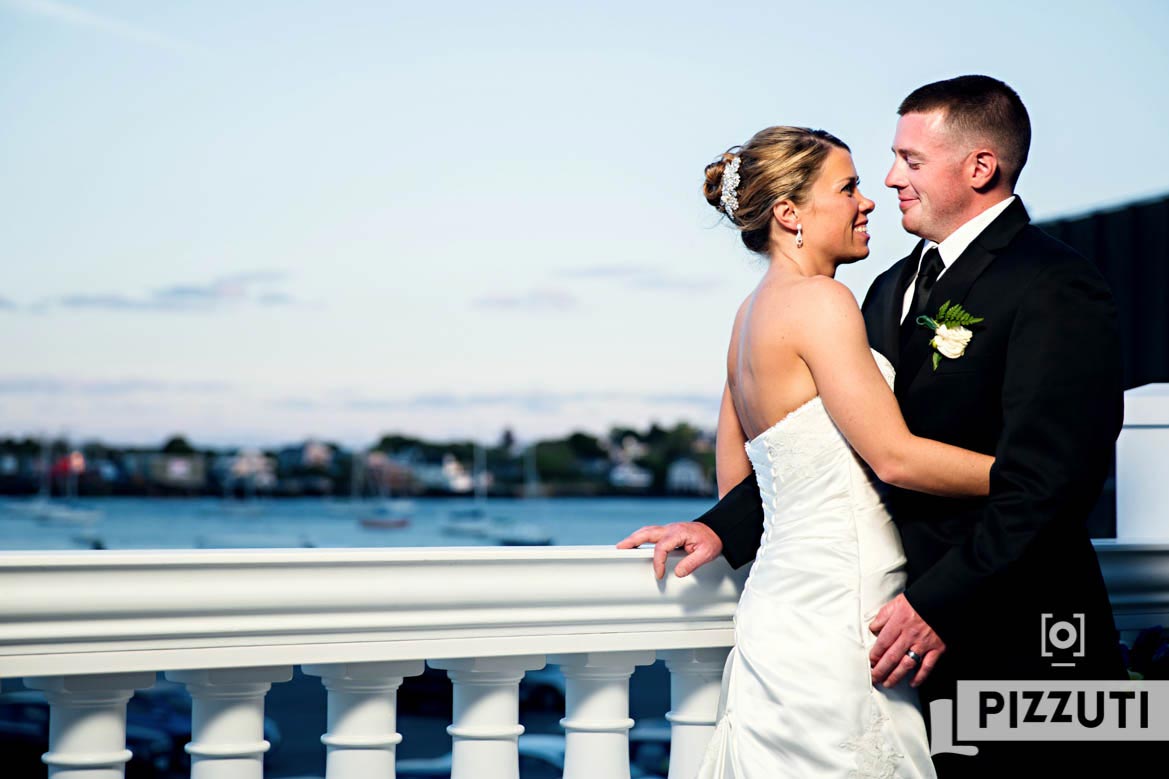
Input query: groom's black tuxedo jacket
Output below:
<box><xmin>696</xmin><ymin>198</ymin><xmax>1126</xmax><ymax>687</ymax></box>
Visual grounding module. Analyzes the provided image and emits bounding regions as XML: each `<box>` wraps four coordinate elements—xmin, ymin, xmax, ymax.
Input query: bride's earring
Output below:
<box><xmin>796</xmin><ymin>223</ymin><xmax>804</xmax><ymax>249</ymax></box>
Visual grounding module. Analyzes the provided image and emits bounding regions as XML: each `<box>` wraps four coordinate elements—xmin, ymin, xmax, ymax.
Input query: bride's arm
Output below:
<box><xmin>795</xmin><ymin>278</ymin><xmax>992</xmax><ymax>497</ymax></box>
<box><xmin>715</xmin><ymin>381</ymin><xmax>751</xmax><ymax>498</ymax></box>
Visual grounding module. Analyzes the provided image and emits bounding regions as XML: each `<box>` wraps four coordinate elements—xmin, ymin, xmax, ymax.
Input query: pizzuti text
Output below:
<box><xmin>980</xmin><ymin>689</ymin><xmax>1150</xmax><ymax>729</ymax></box>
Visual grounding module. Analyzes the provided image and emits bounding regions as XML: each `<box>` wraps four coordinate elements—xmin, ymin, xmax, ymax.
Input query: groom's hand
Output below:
<box><xmin>869</xmin><ymin>594</ymin><xmax>946</xmax><ymax>689</ymax></box>
<box><xmin>616</xmin><ymin>522</ymin><xmax>724</xmax><ymax>580</ymax></box>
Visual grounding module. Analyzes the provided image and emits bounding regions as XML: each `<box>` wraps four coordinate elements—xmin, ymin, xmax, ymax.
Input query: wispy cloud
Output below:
<box><xmin>270</xmin><ymin>389</ymin><xmax>716</xmax><ymax>415</ymax></box>
<box><xmin>0</xmin><ymin>296</ymin><xmax>15</xmax><ymax>310</ymax></box>
<box><xmin>51</xmin><ymin>270</ymin><xmax>301</xmax><ymax>313</ymax></box>
<box><xmin>59</xmin><ymin>294</ymin><xmax>153</xmax><ymax>311</ymax></box>
<box><xmin>561</xmin><ymin>263</ymin><xmax>720</xmax><ymax>293</ymax></box>
<box><xmin>0</xmin><ymin>376</ymin><xmax>232</xmax><ymax>396</ymax></box>
<box><xmin>561</xmin><ymin>265</ymin><xmax>641</xmax><ymax>279</ymax></box>
<box><xmin>3</xmin><ymin>0</ymin><xmax>207</xmax><ymax>57</ymax></box>
<box><xmin>626</xmin><ymin>270</ymin><xmax>720</xmax><ymax>292</ymax></box>
<box><xmin>643</xmin><ymin>392</ymin><xmax>719</xmax><ymax>405</ymax></box>
<box><xmin>471</xmin><ymin>287</ymin><xmax>579</xmax><ymax>312</ymax></box>
<box><xmin>272</xmin><ymin>397</ymin><xmax>322</xmax><ymax>411</ymax></box>
<box><xmin>257</xmin><ymin>292</ymin><xmax>295</xmax><ymax>306</ymax></box>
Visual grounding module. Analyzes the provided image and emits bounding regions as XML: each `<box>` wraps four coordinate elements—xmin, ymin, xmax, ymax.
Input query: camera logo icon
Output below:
<box><xmin>1040</xmin><ymin>613</ymin><xmax>1085</xmax><ymax>667</ymax></box>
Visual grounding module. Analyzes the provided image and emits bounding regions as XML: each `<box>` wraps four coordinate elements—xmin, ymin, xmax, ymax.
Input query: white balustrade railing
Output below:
<box><xmin>2</xmin><ymin>541</ymin><xmax>1167</xmax><ymax>779</ymax></box>
<box><xmin>0</xmin><ymin>546</ymin><xmax>746</xmax><ymax>779</ymax></box>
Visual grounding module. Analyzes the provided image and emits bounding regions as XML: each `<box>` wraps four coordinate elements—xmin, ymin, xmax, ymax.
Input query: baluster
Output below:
<box><xmin>166</xmin><ymin>666</ymin><xmax>292</xmax><ymax>779</ymax></box>
<box><xmin>550</xmin><ymin>650</ymin><xmax>656</xmax><ymax>779</ymax></box>
<box><xmin>302</xmin><ymin>660</ymin><xmax>424</xmax><ymax>779</ymax></box>
<box><xmin>660</xmin><ymin>648</ymin><xmax>730</xmax><ymax>779</ymax></box>
<box><xmin>428</xmin><ymin>655</ymin><xmax>545</xmax><ymax>779</ymax></box>
<box><xmin>25</xmin><ymin>672</ymin><xmax>156</xmax><ymax>779</ymax></box>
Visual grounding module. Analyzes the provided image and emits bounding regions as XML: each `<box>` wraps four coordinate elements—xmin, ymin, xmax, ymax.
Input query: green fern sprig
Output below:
<box><xmin>935</xmin><ymin>300</ymin><xmax>984</xmax><ymax>327</ymax></box>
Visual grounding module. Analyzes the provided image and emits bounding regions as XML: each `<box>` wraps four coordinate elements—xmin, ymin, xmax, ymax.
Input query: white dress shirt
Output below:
<box><xmin>900</xmin><ymin>196</ymin><xmax>1016</xmax><ymax>323</ymax></box>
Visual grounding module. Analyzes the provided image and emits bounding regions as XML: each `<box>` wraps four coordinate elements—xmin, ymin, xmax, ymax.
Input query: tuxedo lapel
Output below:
<box><xmin>874</xmin><ymin>249</ymin><xmax>925</xmax><ymax>369</ymax></box>
<box><xmin>888</xmin><ymin>243</ymin><xmax>925</xmax><ymax>364</ymax></box>
<box><xmin>896</xmin><ymin>198</ymin><xmax>1032</xmax><ymax>394</ymax></box>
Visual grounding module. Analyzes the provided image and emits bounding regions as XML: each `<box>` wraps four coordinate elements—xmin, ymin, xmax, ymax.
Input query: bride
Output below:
<box><xmin>619</xmin><ymin>127</ymin><xmax>994</xmax><ymax>777</ymax></box>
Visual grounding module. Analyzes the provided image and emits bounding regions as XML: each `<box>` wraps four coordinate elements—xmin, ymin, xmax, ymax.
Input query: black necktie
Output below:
<box><xmin>901</xmin><ymin>247</ymin><xmax>945</xmax><ymax>345</ymax></box>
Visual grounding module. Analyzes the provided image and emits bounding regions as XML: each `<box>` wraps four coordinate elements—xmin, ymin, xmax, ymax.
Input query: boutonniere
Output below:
<box><xmin>916</xmin><ymin>300</ymin><xmax>984</xmax><ymax>371</ymax></box>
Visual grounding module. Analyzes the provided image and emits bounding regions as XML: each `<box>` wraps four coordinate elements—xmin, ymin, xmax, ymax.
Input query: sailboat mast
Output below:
<box><xmin>474</xmin><ymin>442</ymin><xmax>487</xmax><ymax>504</ymax></box>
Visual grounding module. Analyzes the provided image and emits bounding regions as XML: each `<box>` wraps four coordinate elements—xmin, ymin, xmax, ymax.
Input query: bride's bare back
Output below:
<box><xmin>727</xmin><ymin>271</ymin><xmax>823</xmax><ymax>441</ymax></box>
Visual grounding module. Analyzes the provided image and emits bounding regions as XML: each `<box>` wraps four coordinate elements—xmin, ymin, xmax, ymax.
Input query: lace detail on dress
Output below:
<box><xmin>766</xmin><ymin>397</ymin><xmax>827</xmax><ymax>484</ymax></box>
<box><xmin>838</xmin><ymin>696</ymin><xmax>904</xmax><ymax>779</ymax></box>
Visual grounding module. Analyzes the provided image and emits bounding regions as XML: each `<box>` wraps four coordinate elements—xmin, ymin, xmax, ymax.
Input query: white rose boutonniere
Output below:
<box><xmin>916</xmin><ymin>300</ymin><xmax>984</xmax><ymax>371</ymax></box>
<box><xmin>932</xmin><ymin>324</ymin><xmax>973</xmax><ymax>359</ymax></box>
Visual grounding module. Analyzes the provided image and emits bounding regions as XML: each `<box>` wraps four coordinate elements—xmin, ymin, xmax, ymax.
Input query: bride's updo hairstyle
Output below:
<box><xmin>703</xmin><ymin>127</ymin><xmax>850</xmax><ymax>254</ymax></box>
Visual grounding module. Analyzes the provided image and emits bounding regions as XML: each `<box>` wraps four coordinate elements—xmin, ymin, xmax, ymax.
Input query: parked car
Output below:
<box><xmin>518</xmin><ymin>665</ymin><xmax>565</xmax><ymax>712</ymax></box>
<box><xmin>396</xmin><ymin>733</ymin><xmax>664</xmax><ymax>779</ymax></box>
<box><xmin>397</xmin><ymin>665</ymin><xmax>454</xmax><ymax>716</ymax></box>
<box><xmin>0</xmin><ymin>681</ymin><xmax>282</xmax><ymax>779</ymax></box>
<box><xmin>0</xmin><ymin>690</ymin><xmax>176</xmax><ymax>778</ymax></box>
<box><xmin>401</xmin><ymin>663</ymin><xmax>568</xmax><ymax>717</ymax></box>
<box><xmin>126</xmin><ymin>678</ymin><xmax>283</xmax><ymax>774</ymax></box>
<box><xmin>629</xmin><ymin>717</ymin><xmax>673</xmax><ymax>778</ymax></box>
<box><xmin>0</xmin><ymin>717</ymin><xmax>57</xmax><ymax>777</ymax></box>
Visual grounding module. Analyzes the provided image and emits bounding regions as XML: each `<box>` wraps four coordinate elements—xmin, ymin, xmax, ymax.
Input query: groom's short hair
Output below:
<box><xmin>899</xmin><ymin>75</ymin><xmax>1031</xmax><ymax>188</ymax></box>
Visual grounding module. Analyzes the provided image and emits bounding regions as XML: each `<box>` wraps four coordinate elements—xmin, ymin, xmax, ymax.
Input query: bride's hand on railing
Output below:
<box><xmin>616</xmin><ymin>522</ymin><xmax>724</xmax><ymax>580</ymax></box>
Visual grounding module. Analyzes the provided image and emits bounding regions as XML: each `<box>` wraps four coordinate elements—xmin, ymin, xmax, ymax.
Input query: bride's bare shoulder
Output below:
<box><xmin>786</xmin><ymin>276</ymin><xmax>863</xmax><ymax>329</ymax></box>
<box><xmin>745</xmin><ymin>276</ymin><xmax>865</xmax><ymax>355</ymax></box>
<box><xmin>726</xmin><ymin>292</ymin><xmax>751</xmax><ymax>344</ymax></box>
<box><xmin>791</xmin><ymin>275</ymin><xmax>859</xmax><ymax>309</ymax></box>
<box><xmin>750</xmin><ymin>275</ymin><xmax>858</xmax><ymax>324</ymax></box>
<box><xmin>728</xmin><ymin>276</ymin><xmax>859</xmax><ymax>354</ymax></box>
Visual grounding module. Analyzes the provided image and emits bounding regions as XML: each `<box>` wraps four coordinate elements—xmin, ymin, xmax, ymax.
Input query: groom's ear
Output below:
<box><xmin>968</xmin><ymin>148</ymin><xmax>1000</xmax><ymax>191</ymax></box>
<box><xmin>771</xmin><ymin>199</ymin><xmax>800</xmax><ymax>232</ymax></box>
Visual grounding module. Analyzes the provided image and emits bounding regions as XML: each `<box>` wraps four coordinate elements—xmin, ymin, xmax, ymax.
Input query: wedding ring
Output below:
<box><xmin>905</xmin><ymin>649</ymin><xmax>923</xmax><ymax>666</ymax></box>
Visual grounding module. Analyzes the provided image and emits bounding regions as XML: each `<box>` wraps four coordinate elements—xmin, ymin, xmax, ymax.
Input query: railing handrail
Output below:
<box><xmin>0</xmin><ymin>546</ymin><xmax>748</xmax><ymax>678</ymax></box>
<box><xmin>3</xmin><ymin>541</ymin><xmax>1166</xmax><ymax>679</ymax></box>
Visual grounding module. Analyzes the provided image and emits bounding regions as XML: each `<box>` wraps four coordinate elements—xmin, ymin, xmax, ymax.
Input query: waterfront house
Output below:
<box><xmin>147</xmin><ymin>453</ymin><xmax>207</xmax><ymax>494</ymax></box>
<box><xmin>666</xmin><ymin>458</ymin><xmax>712</xmax><ymax>495</ymax></box>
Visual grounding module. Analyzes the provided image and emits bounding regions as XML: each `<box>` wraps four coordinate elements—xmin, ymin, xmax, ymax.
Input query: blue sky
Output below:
<box><xmin>2</xmin><ymin>0</ymin><xmax>1167</xmax><ymax>448</ymax></box>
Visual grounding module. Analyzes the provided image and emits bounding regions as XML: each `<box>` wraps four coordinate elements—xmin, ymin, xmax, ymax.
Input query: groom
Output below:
<box><xmin>619</xmin><ymin>76</ymin><xmax>1129</xmax><ymax>775</ymax></box>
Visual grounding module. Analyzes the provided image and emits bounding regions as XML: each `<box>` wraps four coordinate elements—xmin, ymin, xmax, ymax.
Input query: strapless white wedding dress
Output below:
<box><xmin>696</xmin><ymin>349</ymin><xmax>935</xmax><ymax>778</ymax></box>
